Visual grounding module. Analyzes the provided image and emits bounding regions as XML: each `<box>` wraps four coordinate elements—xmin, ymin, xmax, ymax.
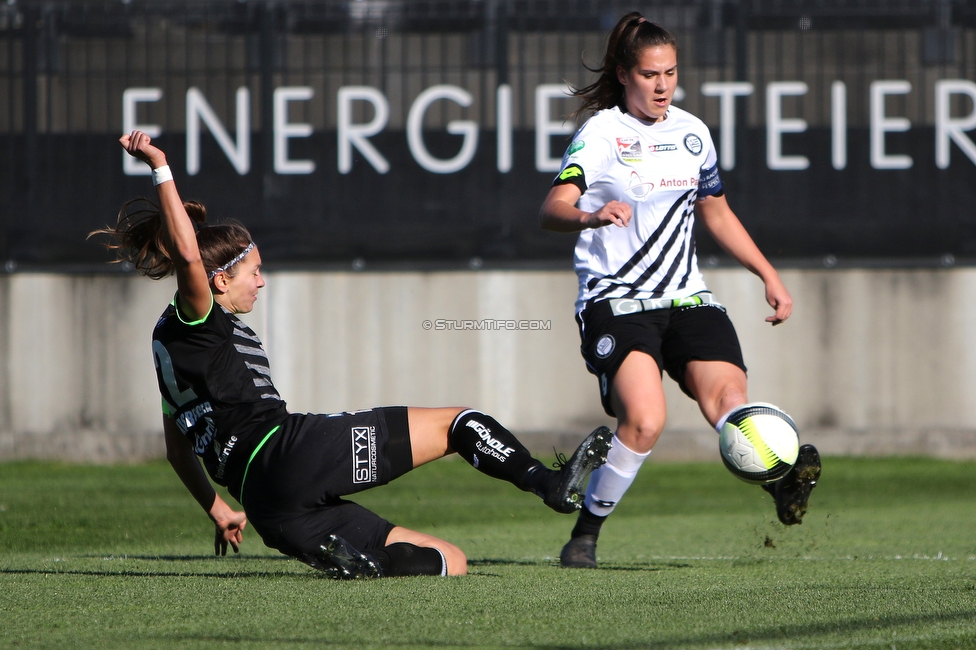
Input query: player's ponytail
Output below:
<box><xmin>90</xmin><ymin>199</ymin><xmax>253</xmax><ymax>281</ymax></box>
<box><xmin>572</xmin><ymin>13</ymin><xmax>678</xmax><ymax>117</ymax></box>
<box><xmin>89</xmin><ymin>198</ymin><xmax>189</xmax><ymax>279</ymax></box>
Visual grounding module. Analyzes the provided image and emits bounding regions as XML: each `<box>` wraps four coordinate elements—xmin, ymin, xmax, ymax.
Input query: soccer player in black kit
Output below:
<box><xmin>93</xmin><ymin>130</ymin><xmax>612</xmax><ymax>579</ymax></box>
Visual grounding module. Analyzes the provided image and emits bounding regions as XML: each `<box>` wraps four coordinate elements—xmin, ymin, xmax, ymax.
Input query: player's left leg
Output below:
<box><xmin>683</xmin><ymin>359</ymin><xmax>748</xmax><ymax>428</ymax></box>
<box><xmin>308</xmin><ymin>526</ymin><xmax>468</xmax><ymax>579</ymax></box>
<box><xmin>407</xmin><ymin>407</ymin><xmax>611</xmax><ymax>514</ymax></box>
<box><xmin>385</xmin><ymin>526</ymin><xmax>467</xmax><ymax>575</ymax></box>
<box><xmin>684</xmin><ymin>360</ymin><xmax>820</xmax><ymax>525</ymax></box>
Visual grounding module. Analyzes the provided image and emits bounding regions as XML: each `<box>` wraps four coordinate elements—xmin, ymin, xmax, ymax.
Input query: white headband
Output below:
<box><xmin>208</xmin><ymin>242</ymin><xmax>255</xmax><ymax>279</ymax></box>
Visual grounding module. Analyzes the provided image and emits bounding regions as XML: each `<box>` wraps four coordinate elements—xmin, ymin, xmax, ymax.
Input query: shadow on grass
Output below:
<box><xmin>0</xmin><ymin>552</ymin><xmax>310</xmax><ymax>579</ymax></box>
<box><xmin>469</xmin><ymin>558</ymin><xmax>684</xmax><ymax>572</ymax></box>
<box><xmin>148</xmin><ymin>609</ymin><xmax>976</xmax><ymax>648</ymax></box>
<box><xmin>77</xmin><ymin>553</ymin><xmax>291</xmax><ymax>562</ymax></box>
<box><xmin>0</xmin><ymin>567</ymin><xmax>300</xmax><ymax>579</ymax></box>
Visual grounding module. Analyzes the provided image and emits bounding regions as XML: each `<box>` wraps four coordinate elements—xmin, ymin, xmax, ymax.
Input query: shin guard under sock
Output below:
<box><xmin>372</xmin><ymin>543</ymin><xmax>447</xmax><ymax>577</ymax></box>
<box><xmin>581</xmin><ymin>433</ymin><xmax>651</xmax><ymax>518</ymax></box>
<box><xmin>448</xmin><ymin>410</ymin><xmax>545</xmax><ymax>491</ymax></box>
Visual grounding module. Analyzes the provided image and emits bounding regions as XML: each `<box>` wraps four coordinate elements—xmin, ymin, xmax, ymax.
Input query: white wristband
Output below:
<box><xmin>152</xmin><ymin>165</ymin><xmax>173</xmax><ymax>186</ymax></box>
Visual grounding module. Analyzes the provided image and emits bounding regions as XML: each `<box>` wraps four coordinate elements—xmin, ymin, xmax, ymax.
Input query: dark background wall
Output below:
<box><xmin>2</xmin><ymin>0</ymin><xmax>975</xmax><ymax>270</ymax></box>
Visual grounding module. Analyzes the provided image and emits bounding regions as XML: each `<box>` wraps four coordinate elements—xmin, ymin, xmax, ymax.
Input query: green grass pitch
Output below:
<box><xmin>1</xmin><ymin>455</ymin><xmax>975</xmax><ymax>649</ymax></box>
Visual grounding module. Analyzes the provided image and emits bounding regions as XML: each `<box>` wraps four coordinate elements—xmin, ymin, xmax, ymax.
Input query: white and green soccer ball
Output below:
<box><xmin>719</xmin><ymin>403</ymin><xmax>799</xmax><ymax>485</ymax></box>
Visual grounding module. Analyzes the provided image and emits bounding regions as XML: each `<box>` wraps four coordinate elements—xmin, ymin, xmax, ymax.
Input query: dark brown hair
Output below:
<box><xmin>572</xmin><ymin>13</ymin><xmax>678</xmax><ymax>117</ymax></box>
<box><xmin>89</xmin><ymin>199</ymin><xmax>253</xmax><ymax>281</ymax></box>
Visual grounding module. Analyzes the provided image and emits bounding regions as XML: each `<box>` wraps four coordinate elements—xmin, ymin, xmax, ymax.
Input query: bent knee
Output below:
<box><xmin>617</xmin><ymin>413</ymin><xmax>665</xmax><ymax>452</ymax></box>
<box><xmin>617</xmin><ymin>425</ymin><xmax>663</xmax><ymax>453</ymax></box>
<box><xmin>443</xmin><ymin>544</ymin><xmax>467</xmax><ymax>576</ymax></box>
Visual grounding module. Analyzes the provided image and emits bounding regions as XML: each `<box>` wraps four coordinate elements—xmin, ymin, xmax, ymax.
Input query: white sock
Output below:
<box><xmin>582</xmin><ymin>434</ymin><xmax>651</xmax><ymax>517</ymax></box>
<box><xmin>715</xmin><ymin>406</ymin><xmax>738</xmax><ymax>433</ymax></box>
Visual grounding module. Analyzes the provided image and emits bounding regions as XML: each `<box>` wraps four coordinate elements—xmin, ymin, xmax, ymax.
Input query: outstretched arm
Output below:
<box><xmin>163</xmin><ymin>417</ymin><xmax>247</xmax><ymax>555</ymax></box>
<box><xmin>696</xmin><ymin>194</ymin><xmax>792</xmax><ymax>325</ymax></box>
<box><xmin>120</xmin><ymin>131</ymin><xmax>212</xmax><ymax>320</ymax></box>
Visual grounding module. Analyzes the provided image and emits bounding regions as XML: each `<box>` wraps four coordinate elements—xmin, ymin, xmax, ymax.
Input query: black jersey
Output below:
<box><xmin>152</xmin><ymin>295</ymin><xmax>289</xmax><ymax>493</ymax></box>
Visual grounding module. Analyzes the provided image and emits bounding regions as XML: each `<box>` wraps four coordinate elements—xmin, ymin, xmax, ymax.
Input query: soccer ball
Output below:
<box><xmin>719</xmin><ymin>403</ymin><xmax>799</xmax><ymax>485</ymax></box>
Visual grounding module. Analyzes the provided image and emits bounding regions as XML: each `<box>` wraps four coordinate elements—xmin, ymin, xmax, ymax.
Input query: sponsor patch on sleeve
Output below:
<box><xmin>553</xmin><ymin>163</ymin><xmax>587</xmax><ymax>193</ymax></box>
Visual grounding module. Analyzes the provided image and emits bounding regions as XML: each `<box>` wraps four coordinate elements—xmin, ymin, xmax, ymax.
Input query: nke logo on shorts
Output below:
<box><xmin>351</xmin><ymin>426</ymin><xmax>378</xmax><ymax>484</ymax></box>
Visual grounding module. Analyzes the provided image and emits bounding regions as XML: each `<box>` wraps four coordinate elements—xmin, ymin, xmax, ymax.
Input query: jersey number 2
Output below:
<box><xmin>152</xmin><ymin>340</ymin><xmax>198</xmax><ymax>408</ymax></box>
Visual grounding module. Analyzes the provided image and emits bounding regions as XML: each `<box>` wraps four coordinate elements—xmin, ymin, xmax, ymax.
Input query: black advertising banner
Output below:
<box><xmin>4</xmin><ymin>125</ymin><xmax>976</xmax><ymax>268</ymax></box>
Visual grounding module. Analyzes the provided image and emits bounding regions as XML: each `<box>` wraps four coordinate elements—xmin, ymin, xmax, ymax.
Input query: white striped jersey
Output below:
<box><xmin>152</xmin><ymin>296</ymin><xmax>288</xmax><ymax>490</ymax></box>
<box><xmin>553</xmin><ymin>106</ymin><xmax>724</xmax><ymax>313</ymax></box>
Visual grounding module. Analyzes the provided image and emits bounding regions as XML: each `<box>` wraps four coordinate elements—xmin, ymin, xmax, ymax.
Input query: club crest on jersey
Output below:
<box><xmin>595</xmin><ymin>334</ymin><xmax>615</xmax><ymax>359</ymax></box>
<box><xmin>616</xmin><ymin>137</ymin><xmax>642</xmax><ymax>163</ymax></box>
<box><xmin>625</xmin><ymin>170</ymin><xmax>654</xmax><ymax>202</ymax></box>
<box><xmin>683</xmin><ymin>133</ymin><xmax>703</xmax><ymax>156</ymax></box>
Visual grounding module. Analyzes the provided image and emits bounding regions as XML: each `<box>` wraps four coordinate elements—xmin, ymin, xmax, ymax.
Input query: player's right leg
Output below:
<box><xmin>407</xmin><ymin>407</ymin><xmax>611</xmax><ymax>514</ymax></box>
<box><xmin>561</xmin><ymin>350</ymin><xmax>664</xmax><ymax>568</ymax></box>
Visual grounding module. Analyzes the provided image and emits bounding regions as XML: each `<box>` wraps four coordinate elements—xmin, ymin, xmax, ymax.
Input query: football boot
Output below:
<box><xmin>545</xmin><ymin>426</ymin><xmax>613</xmax><ymax>514</ymax></box>
<box><xmin>764</xmin><ymin>443</ymin><xmax>821</xmax><ymax>525</ymax></box>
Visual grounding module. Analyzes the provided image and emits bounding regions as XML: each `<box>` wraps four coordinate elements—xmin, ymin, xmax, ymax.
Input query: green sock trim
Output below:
<box><xmin>239</xmin><ymin>425</ymin><xmax>281</xmax><ymax>504</ymax></box>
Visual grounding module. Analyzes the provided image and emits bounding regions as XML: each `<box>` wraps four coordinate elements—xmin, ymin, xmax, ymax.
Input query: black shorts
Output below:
<box><xmin>240</xmin><ymin>406</ymin><xmax>412</xmax><ymax>557</ymax></box>
<box><xmin>577</xmin><ymin>300</ymin><xmax>746</xmax><ymax>417</ymax></box>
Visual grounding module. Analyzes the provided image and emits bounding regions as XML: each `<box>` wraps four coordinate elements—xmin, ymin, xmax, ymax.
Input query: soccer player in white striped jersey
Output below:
<box><xmin>540</xmin><ymin>13</ymin><xmax>820</xmax><ymax>568</ymax></box>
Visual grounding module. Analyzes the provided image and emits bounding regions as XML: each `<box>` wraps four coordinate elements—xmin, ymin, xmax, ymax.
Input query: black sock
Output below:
<box><xmin>372</xmin><ymin>543</ymin><xmax>445</xmax><ymax>577</ymax></box>
<box><xmin>571</xmin><ymin>506</ymin><xmax>607</xmax><ymax>538</ymax></box>
<box><xmin>448</xmin><ymin>410</ymin><xmax>548</xmax><ymax>491</ymax></box>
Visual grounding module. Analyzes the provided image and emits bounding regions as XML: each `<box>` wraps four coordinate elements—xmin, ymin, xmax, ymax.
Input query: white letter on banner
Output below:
<box><xmin>701</xmin><ymin>82</ymin><xmax>754</xmax><ymax>171</ymax></box>
<box><xmin>274</xmin><ymin>87</ymin><xmax>315</xmax><ymax>175</ymax></box>
<box><xmin>186</xmin><ymin>87</ymin><xmax>250</xmax><ymax>176</ymax></box>
<box><xmin>832</xmin><ymin>81</ymin><xmax>847</xmax><ymax>170</ymax></box>
<box><xmin>407</xmin><ymin>85</ymin><xmax>479</xmax><ymax>174</ymax></box>
<box><xmin>497</xmin><ymin>84</ymin><xmax>513</xmax><ymax>173</ymax></box>
<box><xmin>870</xmin><ymin>80</ymin><xmax>912</xmax><ymax>170</ymax></box>
<box><xmin>122</xmin><ymin>88</ymin><xmax>162</xmax><ymax>176</ymax></box>
<box><xmin>766</xmin><ymin>81</ymin><xmax>809</xmax><ymax>170</ymax></box>
<box><xmin>535</xmin><ymin>84</ymin><xmax>574</xmax><ymax>172</ymax></box>
<box><xmin>935</xmin><ymin>79</ymin><xmax>976</xmax><ymax>169</ymax></box>
<box><xmin>337</xmin><ymin>86</ymin><xmax>390</xmax><ymax>174</ymax></box>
